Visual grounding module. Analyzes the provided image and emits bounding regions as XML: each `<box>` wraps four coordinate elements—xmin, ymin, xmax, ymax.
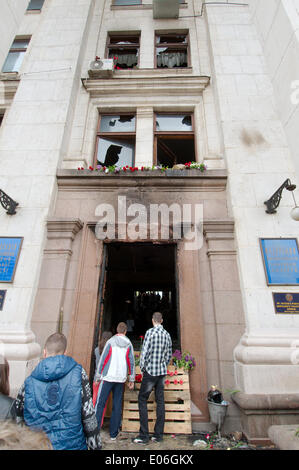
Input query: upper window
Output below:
<box><xmin>113</xmin><ymin>0</ymin><xmax>141</xmax><ymax>4</ymax></box>
<box><xmin>27</xmin><ymin>0</ymin><xmax>45</xmax><ymax>10</ymax></box>
<box><xmin>107</xmin><ymin>34</ymin><xmax>140</xmax><ymax>69</ymax></box>
<box><xmin>155</xmin><ymin>32</ymin><xmax>189</xmax><ymax>69</ymax></box>
<box><xmin>1</xmin><ymin>38</ymin><xmax>30</xmax><ymax>73</ymax></box>
<box><xmin>95</xmin><ymin>114</ymin><xmax>136</xmax><ymax>168</ymax></box>
<box><xmin>154</xmin><ymin>113</ymin><xmax>195</xmax><ymax>167</ymax></box>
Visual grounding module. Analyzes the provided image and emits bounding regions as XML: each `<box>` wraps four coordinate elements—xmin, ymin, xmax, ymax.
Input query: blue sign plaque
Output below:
<box><xmin>273</xmin><ymin>293</ymin><xmax>299</xmax><ymax>314</ymax></box>
<box><xmin>0</xmin><ymin>290</ymin><xmax>6</xmax><ymax>310</ymax></box>
<box><xmin>0</xmin><ymin>237</ymin><xmax>23</xmax><ymax>283</ymax></box>
<box><xmin>260</xmin><ymin>238</ymin><xmax>299</xmax><ymax>285</ymax></box>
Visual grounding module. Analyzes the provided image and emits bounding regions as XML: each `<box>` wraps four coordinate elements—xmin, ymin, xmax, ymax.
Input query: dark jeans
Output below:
<box><xmin>95</xmin><ymin>381</ymin><xmax>124</xmax><ymax>438</ymax></box>
<box><xmin>138</xmin><ymin>370</ymin><xmax>165</xmax><ymax>440</ymax></box>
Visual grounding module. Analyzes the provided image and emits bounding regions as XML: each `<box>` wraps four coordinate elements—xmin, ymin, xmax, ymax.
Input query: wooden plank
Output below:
<box><xmin>123</xmin><ymin>410</ymin><xmax>191</xmax><ymax>421</ymax></box>
<box><xmin>122</xmin><ymin>420</ymin><xmax>192</xmax><ymax>434</ymax></box>
<box><xmin>123</xmin><ymin>401</ymin><xmax>191</xmax><ymax>411</ymax></box>
<box><xmin>124</xmin><ymin>390</ymin><xmax>190</xmax><ymax>401</ymax></box>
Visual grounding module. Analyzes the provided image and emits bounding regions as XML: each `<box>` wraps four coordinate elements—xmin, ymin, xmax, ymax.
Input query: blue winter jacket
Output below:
<box><xmin>24</xmin><ymin>355</ymin><xmax>87</xmax><ymax>450</ymax></box>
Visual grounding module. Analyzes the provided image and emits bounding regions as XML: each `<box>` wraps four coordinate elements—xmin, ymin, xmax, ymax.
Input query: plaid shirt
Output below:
<box><xmin>139</xmin><ymin>324</ymin><xmax>172</xmax><ymax>376</ymax></box>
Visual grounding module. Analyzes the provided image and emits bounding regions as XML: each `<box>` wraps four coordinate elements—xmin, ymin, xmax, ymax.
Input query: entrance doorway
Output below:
<box><xmin>94</xmin><ymin>242</ymin><xmax>180</xmax><ymax>357</ymax></box>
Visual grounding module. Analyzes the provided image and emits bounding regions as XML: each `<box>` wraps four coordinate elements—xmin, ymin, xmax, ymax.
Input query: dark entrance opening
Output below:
<box><xmin>95</xmin><ymin>242</ymin><xmax>180</xmax><ymax>355</ymax></box>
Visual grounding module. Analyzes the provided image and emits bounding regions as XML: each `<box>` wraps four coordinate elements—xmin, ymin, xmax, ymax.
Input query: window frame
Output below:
<box><xmin>106</xmin><ymin>33</ymin><xmax>141</xmax><ymax>70</ymax></box>
<box><xmin>153</xmin><ymin>112</ymin><xmax>196</xmax><ymax>166</ymax></box>
<box><xmin>154</xmin><ymin>31</ymin><xmax>190</xmax><ymax>69</ymax></box>
<box><xmin>94</xmin><ymin>113</ymin><xmax>137</xmax><ymax>168</ymax></box>
<box><xmin>1</xmin><ymin>37</ymin><xmax>31</xmax><ymax>73</ymax></box>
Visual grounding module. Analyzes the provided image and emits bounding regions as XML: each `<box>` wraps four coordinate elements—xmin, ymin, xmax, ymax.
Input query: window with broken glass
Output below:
<box><xmin>106</xmin><ymin>34</ymin><xmax>140</xmax><ymax>69</ymax></box>
<box><xmin>95</xmin><ymin>114</ymin><xmax>136</xmax><ymax>168</ymax></box>
<box><xmin>154</xmin><ymin>114</ymin><xmax>195</xmax><ymax>167</ymax></box>
<box><xmin>155</xmin><ymin>32</ymin><xmax>189</xmax><ymax>69</ymax></box>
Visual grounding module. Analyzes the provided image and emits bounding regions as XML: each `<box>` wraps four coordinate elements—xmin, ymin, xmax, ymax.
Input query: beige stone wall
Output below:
<box><xmin>30</xmin><ymin>170</ymin><xmax>245</xmax><ymax>429</ymax></box>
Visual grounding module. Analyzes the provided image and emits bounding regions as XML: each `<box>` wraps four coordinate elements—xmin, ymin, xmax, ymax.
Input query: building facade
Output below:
<box><xmin>0</xmin><ymin>0</ymin><xmax>299</xmax><ymax>442</ymax></box>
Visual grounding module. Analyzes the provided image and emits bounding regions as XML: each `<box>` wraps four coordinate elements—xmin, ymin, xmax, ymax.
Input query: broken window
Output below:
<box><xmin>155</xmin><ymin>32</ymin><xmax>189</xmax><ymax>68</ymax></box>
<box><xmin>95</xmin><ymin>114</ymin><xmax>136</xmax><ymax>168</ymax></box>
<box><xmin>154</xmin><ymin>113</ymin><xmax>195</xmax><ymax>167</ymax></box>
<box><xmin>107</xmin><ymin>34</ymin><xmax>140</xmax><ymax>69</ymax></box>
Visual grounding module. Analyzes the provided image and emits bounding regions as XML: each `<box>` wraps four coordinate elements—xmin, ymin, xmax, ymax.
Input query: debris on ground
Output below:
<box><xmin>100</xmin><ymin>422</ymin><xmax>277</xmax><ymax>451</ymax></box>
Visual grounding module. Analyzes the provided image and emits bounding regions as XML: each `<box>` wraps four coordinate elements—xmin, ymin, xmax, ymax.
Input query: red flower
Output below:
<box><xmin>167</xmin><ymin>370</ymin><xmax>170</xmax><ymax>375</ymax></box>
<box><xmin>174</xmin><ymin>379</ymin><xmax>178</xmax><ymax>385</ymax></box>
<box><xmin>89</xmin><ymin>166</ymin><xmax>94</xmax><ymax>171</ymax></box>
<box><xmin>165</xmin><ymin>380</ymin><xmax>170</xmax><ymax>386</ymax></box>
<box><xmin>139</xmin><ymin>335</ymin><xmax>144</xmax><ymax>340</ymax></box>
<box><xmin>135</xmin><ymin>374</ymin><xmax>143</xmax><ymax>383</ymax></box>
<box><xmin>174</xmin><ymin>370</ymin><xmax>178</xmax><ymax>375</ymax></box>
<box><xmin>123</xmin><ymin>167</ymin><xmax>127</xmax><ymax>171</ymax></box>
<box><xmin>179</xmin><ymin>379</ymin><xmax>184</xmax><ymax>385</ymax></box>
<box><xmin>169</xmin><ymin>371</ymin><xmax>174</xmax><ymax>377</ymax></box>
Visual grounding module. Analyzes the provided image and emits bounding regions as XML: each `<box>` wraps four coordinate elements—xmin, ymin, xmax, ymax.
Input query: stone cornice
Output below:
<box><xmin>56</xmin><ymin>169</ymin><xmax>227</xmax><ymax>192</ymax></box>
<box><xmin>82</xmin><ymin>73</ymin><xmax>210</xmax><ymax>97</ymax></box>
<box><xmin>0</xmin><ymin>73</ymin><xmax>20</xmax><ymax>103</ymax></box>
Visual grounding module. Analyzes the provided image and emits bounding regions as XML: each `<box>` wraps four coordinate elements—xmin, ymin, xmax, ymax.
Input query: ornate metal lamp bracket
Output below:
<box><xmin>0</xmin><ymin>189</ymin><xmax>19</xmax><ymax>215</ymax></box>
<box><xmin>264</xmin><ymin>179</ymin><xmax>296</xmax><ymax>214</ymax></box>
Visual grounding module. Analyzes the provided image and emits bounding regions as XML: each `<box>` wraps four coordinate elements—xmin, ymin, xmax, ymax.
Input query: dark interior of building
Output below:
<box><xmin>99</xmin><ymin>242</ymin><xmax>180</xmax><ymax>351</ymax></box>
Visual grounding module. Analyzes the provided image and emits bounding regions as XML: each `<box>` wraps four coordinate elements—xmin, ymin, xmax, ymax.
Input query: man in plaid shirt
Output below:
<box><xmin>132</xmin><ymin>312</ymin><xmax>172</xmax><ymax>444</ymax></box>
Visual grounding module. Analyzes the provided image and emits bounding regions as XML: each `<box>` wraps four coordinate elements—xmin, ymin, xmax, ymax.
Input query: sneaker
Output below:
<box><xmin>132</xmin><ymin>436</ymin><xmax>149</xmax><ymax>444</ymax></box>
<box><xmin>151</xmin><ymin>436</ymin><xmax>163</xmax><ymax>442</ymax></box>
<box><xmin>110</xmin><ymin>437</ymin><xmax>117</xmax><ymax>441</ymax></box>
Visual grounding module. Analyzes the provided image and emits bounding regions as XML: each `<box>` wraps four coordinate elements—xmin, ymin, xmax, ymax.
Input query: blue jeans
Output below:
<box><xmin>138</xmin><ymin>370</ymin><xmax>165</xmax><ymax>440</ymax></box>
<box><xmin>95</xmin><ymin>381</ymin><xmax>124</xmax><ymax>438</ymax></box>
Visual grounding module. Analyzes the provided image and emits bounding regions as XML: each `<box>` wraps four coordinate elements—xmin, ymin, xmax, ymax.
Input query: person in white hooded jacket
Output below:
<box><xmin>94</xmin><ymin>322</ymin><xmax>135</xmax><ymax>440</ymax></box>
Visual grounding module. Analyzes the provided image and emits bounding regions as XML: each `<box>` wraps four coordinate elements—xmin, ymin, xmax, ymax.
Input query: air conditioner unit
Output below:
<box><xmin>153</xmin><ymin>0</ymin><xmax>180</xmax><ymax>19</ymax></box>
<box><xmin>88</xmin><ymin>59</ymin><xmax>114</xmax><ymax>78</ymax></box>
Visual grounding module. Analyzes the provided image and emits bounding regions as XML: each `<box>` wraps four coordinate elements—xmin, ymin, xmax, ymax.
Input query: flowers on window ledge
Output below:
<box><xmin>76</xmin><ymin>162</ymin><xmax>207</xmax><ymax>174</ymax></box>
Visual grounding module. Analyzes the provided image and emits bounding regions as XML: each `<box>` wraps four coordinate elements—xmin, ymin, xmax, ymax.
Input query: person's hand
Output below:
<box><xmin>128</xmin><ymin>381</ymin><xmax>134</xmax><ymax>390</ymax></box>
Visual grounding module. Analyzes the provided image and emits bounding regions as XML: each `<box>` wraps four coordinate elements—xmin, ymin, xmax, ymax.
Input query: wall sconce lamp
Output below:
<box><xmin>264</xmin><ymin>179</ymin><xmax>299</xmax><ymax>221</ymax></box>
<box><xmin>0</xmin><ymin>189</ymin><xmax>19</xmax><ymax>215</ymax></box>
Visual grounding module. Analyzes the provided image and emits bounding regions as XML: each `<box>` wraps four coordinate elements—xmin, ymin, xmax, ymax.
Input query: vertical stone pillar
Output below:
<box><xmin>135</xmin><ymin>107</ymin><xmax>154</xmax><ymax>167</ymax></box>
<box><xmin>31</xmin><ymin>218</ymin><xmax>83</xmax><ymax>351</ymax></box>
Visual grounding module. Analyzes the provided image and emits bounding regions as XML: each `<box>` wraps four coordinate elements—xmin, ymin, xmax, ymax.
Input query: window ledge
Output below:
<box><xmin>82</xmin><ymin>72</ymin><xmax>210</xmax><ymax>97</ymax></box>
<box><xmin>57</xmin><ymin>168</ymin><xmax>227</xmax><ymax>185</ymax></box>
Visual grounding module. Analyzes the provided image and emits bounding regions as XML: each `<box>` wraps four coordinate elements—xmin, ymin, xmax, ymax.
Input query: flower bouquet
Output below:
<box><xmin>171</xmin><ymin>350</ymin><xmax>196</xmax><ymax>371</ymax></box>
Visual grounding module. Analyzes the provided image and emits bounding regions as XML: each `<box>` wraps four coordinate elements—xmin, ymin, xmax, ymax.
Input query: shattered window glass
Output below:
<box><xmin>156</xmin><ymin>115</ymin><xmax>192</xmax><ymax>131</ymax></box>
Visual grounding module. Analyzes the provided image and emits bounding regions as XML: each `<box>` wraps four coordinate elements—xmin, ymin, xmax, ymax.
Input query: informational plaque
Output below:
<box><xmin>260</xmin><ymin>238</ymin><xmax>299</xmax><ymax>285</ymax></box>
<box><xmin>0</xmin><ymin>237</ymin><xmax>23</xmax><ymax>283</ymax></box>
<box><xmin>273</xmin><ymin>293</ymin><xmax>299</xmax><ymax>314</ymax></box>
<box><xmin>0</xmin><ymin>290</ymin><xmax>6</xmax><ymax>310</ymax></box>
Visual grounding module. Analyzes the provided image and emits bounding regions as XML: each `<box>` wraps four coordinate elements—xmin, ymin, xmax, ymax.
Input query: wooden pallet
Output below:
<box><xmin>122</xmin><ymin>365</ymin><xmax>192</xmax><ymax>434</ymax></box>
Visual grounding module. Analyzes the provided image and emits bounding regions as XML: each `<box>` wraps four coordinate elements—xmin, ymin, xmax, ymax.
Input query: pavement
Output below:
<box><xmin>100</xmin><ymin>421</ymin><xmax>278</xmax><ymax>451</ymax></box>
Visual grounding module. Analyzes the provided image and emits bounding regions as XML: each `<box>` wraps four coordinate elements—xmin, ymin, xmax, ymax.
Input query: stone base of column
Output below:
<box><xmin>232</xmin><ymin>392</ymin><xmax>299</xmax><ymax>444</ymax></box>
<box><xmin>0</xmin><ymin>330</ymin><xmax>41</xmax><ymax>397</ymax></box>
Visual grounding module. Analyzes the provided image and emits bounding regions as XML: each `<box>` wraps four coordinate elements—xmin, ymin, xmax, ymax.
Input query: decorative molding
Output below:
<box><xmin>56</xmin><ymin>169</ymin><xmax>227</xmax><ymax>192</ymax></box>
<box><xmin>0</xmin><ymin>74</ymin><xmax>20</xmax><ymax>103</ymax></box>
<box><xmin>83</xmin><ymin>74</ymin><xmax>210</xmax><ymax>98</ymax></box>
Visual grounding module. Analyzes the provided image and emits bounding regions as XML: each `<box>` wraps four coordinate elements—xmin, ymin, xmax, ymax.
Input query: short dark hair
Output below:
<box><xmin>117</xmin><ymin>322</ymin><xmax>127</xmax><ymax>334</ymax></box>
<box><xmin>152</xmin><ymin>312</ymin><xmax>163</xmax><ymax>323</ymax></box>
<box><xmin>44</xmin><ymin>333</ymin><xmax>67</xmax><ymax>355</ymax></box>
